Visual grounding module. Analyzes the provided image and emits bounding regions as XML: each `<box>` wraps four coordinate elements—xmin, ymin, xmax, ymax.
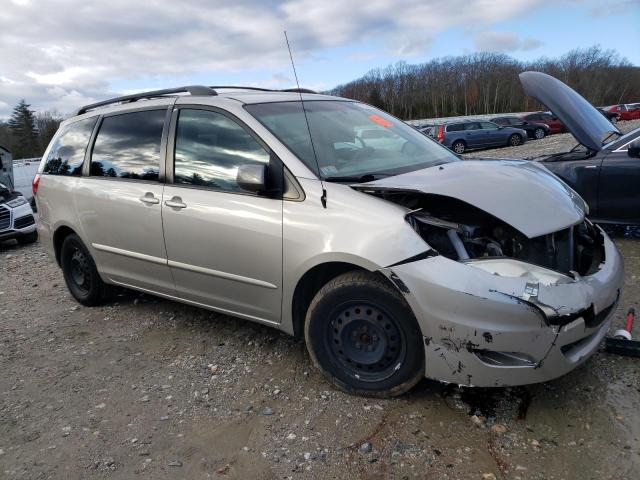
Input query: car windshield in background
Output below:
<box><xmin>245</xmin><ymin>101</ymin><xmax>458</xmax><ymax>180</ymax></box>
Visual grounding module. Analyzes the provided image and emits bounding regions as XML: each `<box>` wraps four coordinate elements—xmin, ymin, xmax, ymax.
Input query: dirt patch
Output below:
<box><xmin>1</xmin><ymin>235</ymin><xmax>639</xmax><ymax>479</ymax></box>
<box><xmin>462</xmin><ymin>119</ymin><xmax>640</xmax><ymax>160</ymax></box>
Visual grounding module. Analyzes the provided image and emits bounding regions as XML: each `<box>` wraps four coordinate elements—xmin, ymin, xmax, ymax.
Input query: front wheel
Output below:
<box><xmin>60</xmin><ymin>234</ymin><xmax>111</xmax><ymax>306</ymax></box>
<box><xmin>533</xmin><ymin>128</ymin><xmax>546</xmax><ymax>140</ymax></box>
<box><xmin>304</xmin><ymin>271</ymin><xmax>425</xmax><ymax>398</ymax></box>
<box><xmin>508</xmin><ymin>133</ymin><xmax>523</xmax><ymax>146</ymax></box>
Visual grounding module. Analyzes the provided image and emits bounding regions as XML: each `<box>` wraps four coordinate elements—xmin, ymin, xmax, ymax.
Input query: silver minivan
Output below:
<box><xmin>35</xmin><ymin>76</ymin><xmax>623</xmax><ymax>397</ymax></box>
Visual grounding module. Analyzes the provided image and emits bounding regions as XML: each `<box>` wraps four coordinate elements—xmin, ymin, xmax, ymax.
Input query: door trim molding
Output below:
<box><xmin>167</xmin><ymin>259</ymin><xmax>278</xmax><ymax>290</ymax></box>
<box><xmin>109</xmin><ymin>278</ymin><xmax>280</xmax><ymax>326</ymax></box>
<box><xmin>92</xmin><ymin>243</ymin><xmax>167</xmax><ymax>265</ymax></box>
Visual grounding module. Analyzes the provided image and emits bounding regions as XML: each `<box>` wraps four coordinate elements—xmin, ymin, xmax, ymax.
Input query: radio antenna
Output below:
<box><xmin>284</xmin><ymin>31</ymin><xmax>327</xmax><ymax>208</ymax></box>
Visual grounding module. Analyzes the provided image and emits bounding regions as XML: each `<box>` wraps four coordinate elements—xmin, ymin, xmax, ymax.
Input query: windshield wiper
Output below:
<box><xmin>324</xmin><ymin>173</ymin><xmax>390</xmax><ymax>183</ymax></box>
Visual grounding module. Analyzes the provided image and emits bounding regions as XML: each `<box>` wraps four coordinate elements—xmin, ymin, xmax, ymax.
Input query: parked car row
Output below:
<box><xmin>605</xmin><ymin>103</ymin><xmax>640</xmax><ymax>121</ymax></box>
<box><xmin>418</xmin><ymin>111</ymin><xmax>566</xmax><ymax>154</ymax></box>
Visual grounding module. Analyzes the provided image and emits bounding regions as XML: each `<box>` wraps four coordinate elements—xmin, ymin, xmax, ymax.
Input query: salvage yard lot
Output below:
<box><xmin>1</xmin><ymin>136</ymin><xmax>639</xmax><ymax>479</ymax></box>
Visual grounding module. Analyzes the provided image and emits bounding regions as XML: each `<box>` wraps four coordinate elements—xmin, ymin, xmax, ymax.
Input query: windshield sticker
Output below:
<box><xmin>368</xmin><ymin>114</ymin><xmax>393</xmax><ymax>128</ymax></box>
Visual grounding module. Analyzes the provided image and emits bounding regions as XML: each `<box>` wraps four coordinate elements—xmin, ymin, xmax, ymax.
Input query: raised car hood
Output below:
<box><xmin>519</xmin><ymin>71</ymin><xmax>620</xmax><ymax>151</ymax></box>
<box><xmin>355</xmin><ymin>160</ymin><xmax>586</xmax><ymax>238</ymax></box>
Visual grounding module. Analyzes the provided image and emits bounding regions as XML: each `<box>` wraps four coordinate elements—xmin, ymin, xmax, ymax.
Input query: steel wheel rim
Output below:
<box><xmin>69</xmin><ymin>248</ymin><xmax>91</xmax><ymax>294</ymax></box>
<box><xmin>326</xmin><ymin>303</ymin><xmax>406</xmax><ymax>382</ymax></box>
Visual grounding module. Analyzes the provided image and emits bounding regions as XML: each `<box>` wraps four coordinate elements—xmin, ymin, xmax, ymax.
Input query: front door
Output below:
<box><xmin>597</xmin><ymin>147</ymin><xmax>640</xmax><ymax>224</ymax></box>
<box><xmin>161</xmin><ymin>107</ymin><xmax>283</xmax><ymax>323</ymax></box>
<box><xmin>479</xmin><ymin>122</ymin><xmax>504</xmax><ymax>146</ymax></box>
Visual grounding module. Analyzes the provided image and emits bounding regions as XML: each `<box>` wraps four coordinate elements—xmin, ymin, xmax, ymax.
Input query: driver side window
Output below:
<box><xmin>173</xmin><ymin>109</ymin><xmax>270</xmax><ymax>193</ymax></box>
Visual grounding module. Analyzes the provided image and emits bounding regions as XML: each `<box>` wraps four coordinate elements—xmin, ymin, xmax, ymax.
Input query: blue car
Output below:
<box><xmin>430</xmin><ymin>120</ymin><xmax>527</xmax><ymax>154</ymax></box>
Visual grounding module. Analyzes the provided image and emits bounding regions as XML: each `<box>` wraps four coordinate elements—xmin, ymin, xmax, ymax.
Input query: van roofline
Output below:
<box><xmin>74</xmin><ymin>85</ymin><xmax>320</xmax><ymax>116</ymax></box>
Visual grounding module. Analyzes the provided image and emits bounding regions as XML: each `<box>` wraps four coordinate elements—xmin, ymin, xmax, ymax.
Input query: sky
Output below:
<box><xmin>0</xmin><ymin>0</ymin><xmax>638</xmax><ymax>117</ymax></box>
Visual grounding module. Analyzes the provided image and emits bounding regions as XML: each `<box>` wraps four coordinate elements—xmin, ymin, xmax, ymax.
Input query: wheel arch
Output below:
<box><xmin>290</xmin><ymin>260</ymin><xmax>401</xmax><ymax>340</ymax></box>
<box><xmin>52</xmin><ymin>224</ymin><xmax>78</xmax><ymax>266</ymax></box>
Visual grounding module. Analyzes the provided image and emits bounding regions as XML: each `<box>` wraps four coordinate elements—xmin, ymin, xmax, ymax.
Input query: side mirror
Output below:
<box><xmin>237</xmin><ymin>164</ymin><xmax>267</xmax><ymax>193</ymax></box>
<box><xmin>628</xmin><ymin>140</ymin><xmax>640</xmax><ymax>159</ymax></box>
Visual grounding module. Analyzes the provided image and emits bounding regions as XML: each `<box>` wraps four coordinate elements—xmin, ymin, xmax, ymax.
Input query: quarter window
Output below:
<box><xmin>43</xmin><ymin>117</ymin><xmax>97</xmax><ymax>176</ymax></box>
<box><xmin>173</xmin><ymin>109</ymin><xmax>270</xmax><ymax>192</ymax></box>
<box><xmin>90</xmin><ymin>109</ymin><xmax>166</xmax><ymax>180</ymax></box>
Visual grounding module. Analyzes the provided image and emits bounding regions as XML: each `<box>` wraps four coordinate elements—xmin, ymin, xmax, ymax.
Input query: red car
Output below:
<box><xmin>606</xmin><ymin>104</ymin><xmax>640</xmax><ymax>121</ymax></box>
<box><xmin>520</xmin><ymin>112</ymin><xmax>565</xmax><ymax>134</ymax></box>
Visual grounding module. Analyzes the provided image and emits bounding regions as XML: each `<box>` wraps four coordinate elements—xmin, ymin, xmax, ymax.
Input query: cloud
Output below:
<box><xmin>0</xmin><ymin>0</ymin><xmax>539</xmax><ymax>116</ymax></box>
<box><xmin>474</xmin><ymin>31</ymin><xmax>543</xmax><ymax>53</ymax></box>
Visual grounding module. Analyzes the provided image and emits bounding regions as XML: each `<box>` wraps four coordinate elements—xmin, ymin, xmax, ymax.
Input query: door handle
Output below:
<box><xmin>165</xmin><ymin>197</ymin><xmax>187</xmax><ymax>209</ymax></box>
<box><xmin>139</xmin><ymin>193</ymin><xmax>160</xmax><ymax>205</ymax></box>
<box><xmin>584</xmin><ymin>165</ymin><xmax>598</xmax><ymax>169</ymax></box>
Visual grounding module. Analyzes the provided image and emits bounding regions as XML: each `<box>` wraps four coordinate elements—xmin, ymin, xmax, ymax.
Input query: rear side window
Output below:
<box><xmin>446</xmin><ymin>123</ymin><xmax>465</xmax><ymax>132</ymax></box>
<box><xmin>173</xmin><ymin>109</ymin><xmax>270</xmax><ymax>192</ymax></box>
<box><xmin>43</xmin><ymin>117</ymin><xmax>97</xmax><ymax>176</ymax></box>
<box><xmin>90</xmin><ymin>109</ymin><xmax>166</xmax><ymax>181</ymax></box>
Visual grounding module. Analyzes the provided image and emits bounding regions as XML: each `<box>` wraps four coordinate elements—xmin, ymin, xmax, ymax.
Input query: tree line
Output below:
<box><xmin>330</xmin><ymin>46</ymin><xmax>640</xmax><ymax>121</ymax></box>
<box><xmin>0</xmin><ymin>101</ymin><xmax>63</xmax><ymax>160</ymax></box>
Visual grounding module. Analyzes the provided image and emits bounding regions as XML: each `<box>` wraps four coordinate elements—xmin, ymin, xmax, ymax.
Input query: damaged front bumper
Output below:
<box><xmin>381</xmin><ymin>228</ymin><xmax>624</xmax><ymax>387</ymax></box>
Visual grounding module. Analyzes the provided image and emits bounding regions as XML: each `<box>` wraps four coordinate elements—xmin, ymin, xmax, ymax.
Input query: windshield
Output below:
<box><xmin>245</xmin><ymin>101</ymin><xmax>458</xmax><ymax>180</ymax></box>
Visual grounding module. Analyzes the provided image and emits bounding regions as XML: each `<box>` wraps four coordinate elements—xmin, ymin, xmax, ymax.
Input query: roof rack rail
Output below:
<box><xmin>210</xmin><ymin>86</ymin><xmax>317</xmax><ymax>94</ymax></box>
<box><xmin>74</xmin><ymin>85</ymin><xmax>217</xmax><ymax>115</ymax></box>
<box><xmin>209</xmin><ymin>86</ymin><xmax>273</xmax><ymax>92</ymax></box>
<box><xmin>280</xmin><ymin>88</ymin><xmax>317</xmax><ymax>94</ymax></box>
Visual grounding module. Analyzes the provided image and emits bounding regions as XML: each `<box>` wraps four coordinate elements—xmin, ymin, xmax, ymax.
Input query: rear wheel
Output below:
<box><xmin>304</xmin><ymin>271</ymin><xmax>424</xmax><ymax>398</ymax></box>
<box><xmin>60</xmin><ymin>234</ymin><xmax>111</xmax><ymax>306</ymax></box>
<box><xmin>451</xmin><ymin>140</ymin><xmax>466</xmax><ymax>154</ymax></box>
<box><xmin>508</xmin><ymin>133</ymin><xmax>523</xmax><ymax>146</ymax></box>
<box><xmin>533</xmin><ymin>128</ymin><xmax>546</xmax><ymax>140</ymax></box>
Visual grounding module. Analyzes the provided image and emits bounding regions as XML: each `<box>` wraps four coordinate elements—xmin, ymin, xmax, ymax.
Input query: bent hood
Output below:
<box><xmin>519</xmin><ymin>71</ymin><xmax>620</xmax><ymax>151</ymax></box>
<box><xmin>354</xmin><ymin>160</ymin><xmax>586</xmax><ymax>238</ymax></box>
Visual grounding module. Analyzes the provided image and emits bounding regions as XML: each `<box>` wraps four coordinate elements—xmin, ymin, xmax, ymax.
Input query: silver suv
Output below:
<box><xmin>35</xmin><ymin>82</ymin><xmax>623</xmax><ymax>397</ymax></box>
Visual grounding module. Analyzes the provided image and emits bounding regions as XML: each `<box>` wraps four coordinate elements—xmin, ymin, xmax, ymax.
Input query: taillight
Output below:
<box><xmin>436</xmin><ymin>125</ymin><xmax>445</xmax><ymax>142</ymax></box>
<box><xmin>32</xmin><ymin>173</ymin><xmax>40</xmax><ymax>196</ymax></box>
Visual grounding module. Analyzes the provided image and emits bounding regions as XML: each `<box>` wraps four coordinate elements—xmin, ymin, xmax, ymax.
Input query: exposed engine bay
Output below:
<box><xmin>374</xmin><ymin>191</ymin><xmax>604</xmax><ymax>277</ymax></box>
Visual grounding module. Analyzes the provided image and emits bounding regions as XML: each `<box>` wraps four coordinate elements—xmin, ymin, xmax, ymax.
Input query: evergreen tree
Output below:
<box><xmin>8</xmin><ymin>100</ymin><xmax>39</xmax><ymax>159</ymax></box>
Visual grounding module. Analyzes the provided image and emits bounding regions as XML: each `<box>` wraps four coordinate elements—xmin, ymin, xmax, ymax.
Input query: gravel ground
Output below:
<box><xmin>2</xmin><ymin>140</ymin><xmax>640</xmax><ymax>479</ymax></box>
<box><xmin>462</xmin><ymin>119</ymin><xmax>640</xmax><ymax>160</ymax></box>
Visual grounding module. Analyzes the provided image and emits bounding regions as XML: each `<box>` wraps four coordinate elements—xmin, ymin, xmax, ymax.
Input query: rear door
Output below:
<box><xmin>74</xmin><ymin>107</ymin><xmax>175</xmax><ymax>295</ymax></box>
<box><xmin>161</xmin><ymin>106</ymin><xmax>283</xmax><ymax>323</ymax></box>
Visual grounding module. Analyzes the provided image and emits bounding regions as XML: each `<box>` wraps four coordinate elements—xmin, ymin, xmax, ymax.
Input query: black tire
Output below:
<box><xmin>60</xmin><ymin>233</ymin><xmax>111</xmax><ymax>306</ymax></box>
<box><xmin>17</xmin><ymin>230</ymin><xmax>38</xmax><ymax>244</ymax></box>
<box><xmin>533</xmin><ymin>128</ymin><xmax>545</xmax><ymax>140</ymax></box>
<box><xmin>451</xmin><ymin>140</ymin><xmax>466</xmax><ymax>154</ymax></box>
<box><xmin>304</xmin><ymin>271</ymin><xmax>425</xmax><ymax>398</ymax></box>
<box><xmin>508</xmin><ymin>133</ymin><xmax>523</xmax><ymax>146</ymax></box>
